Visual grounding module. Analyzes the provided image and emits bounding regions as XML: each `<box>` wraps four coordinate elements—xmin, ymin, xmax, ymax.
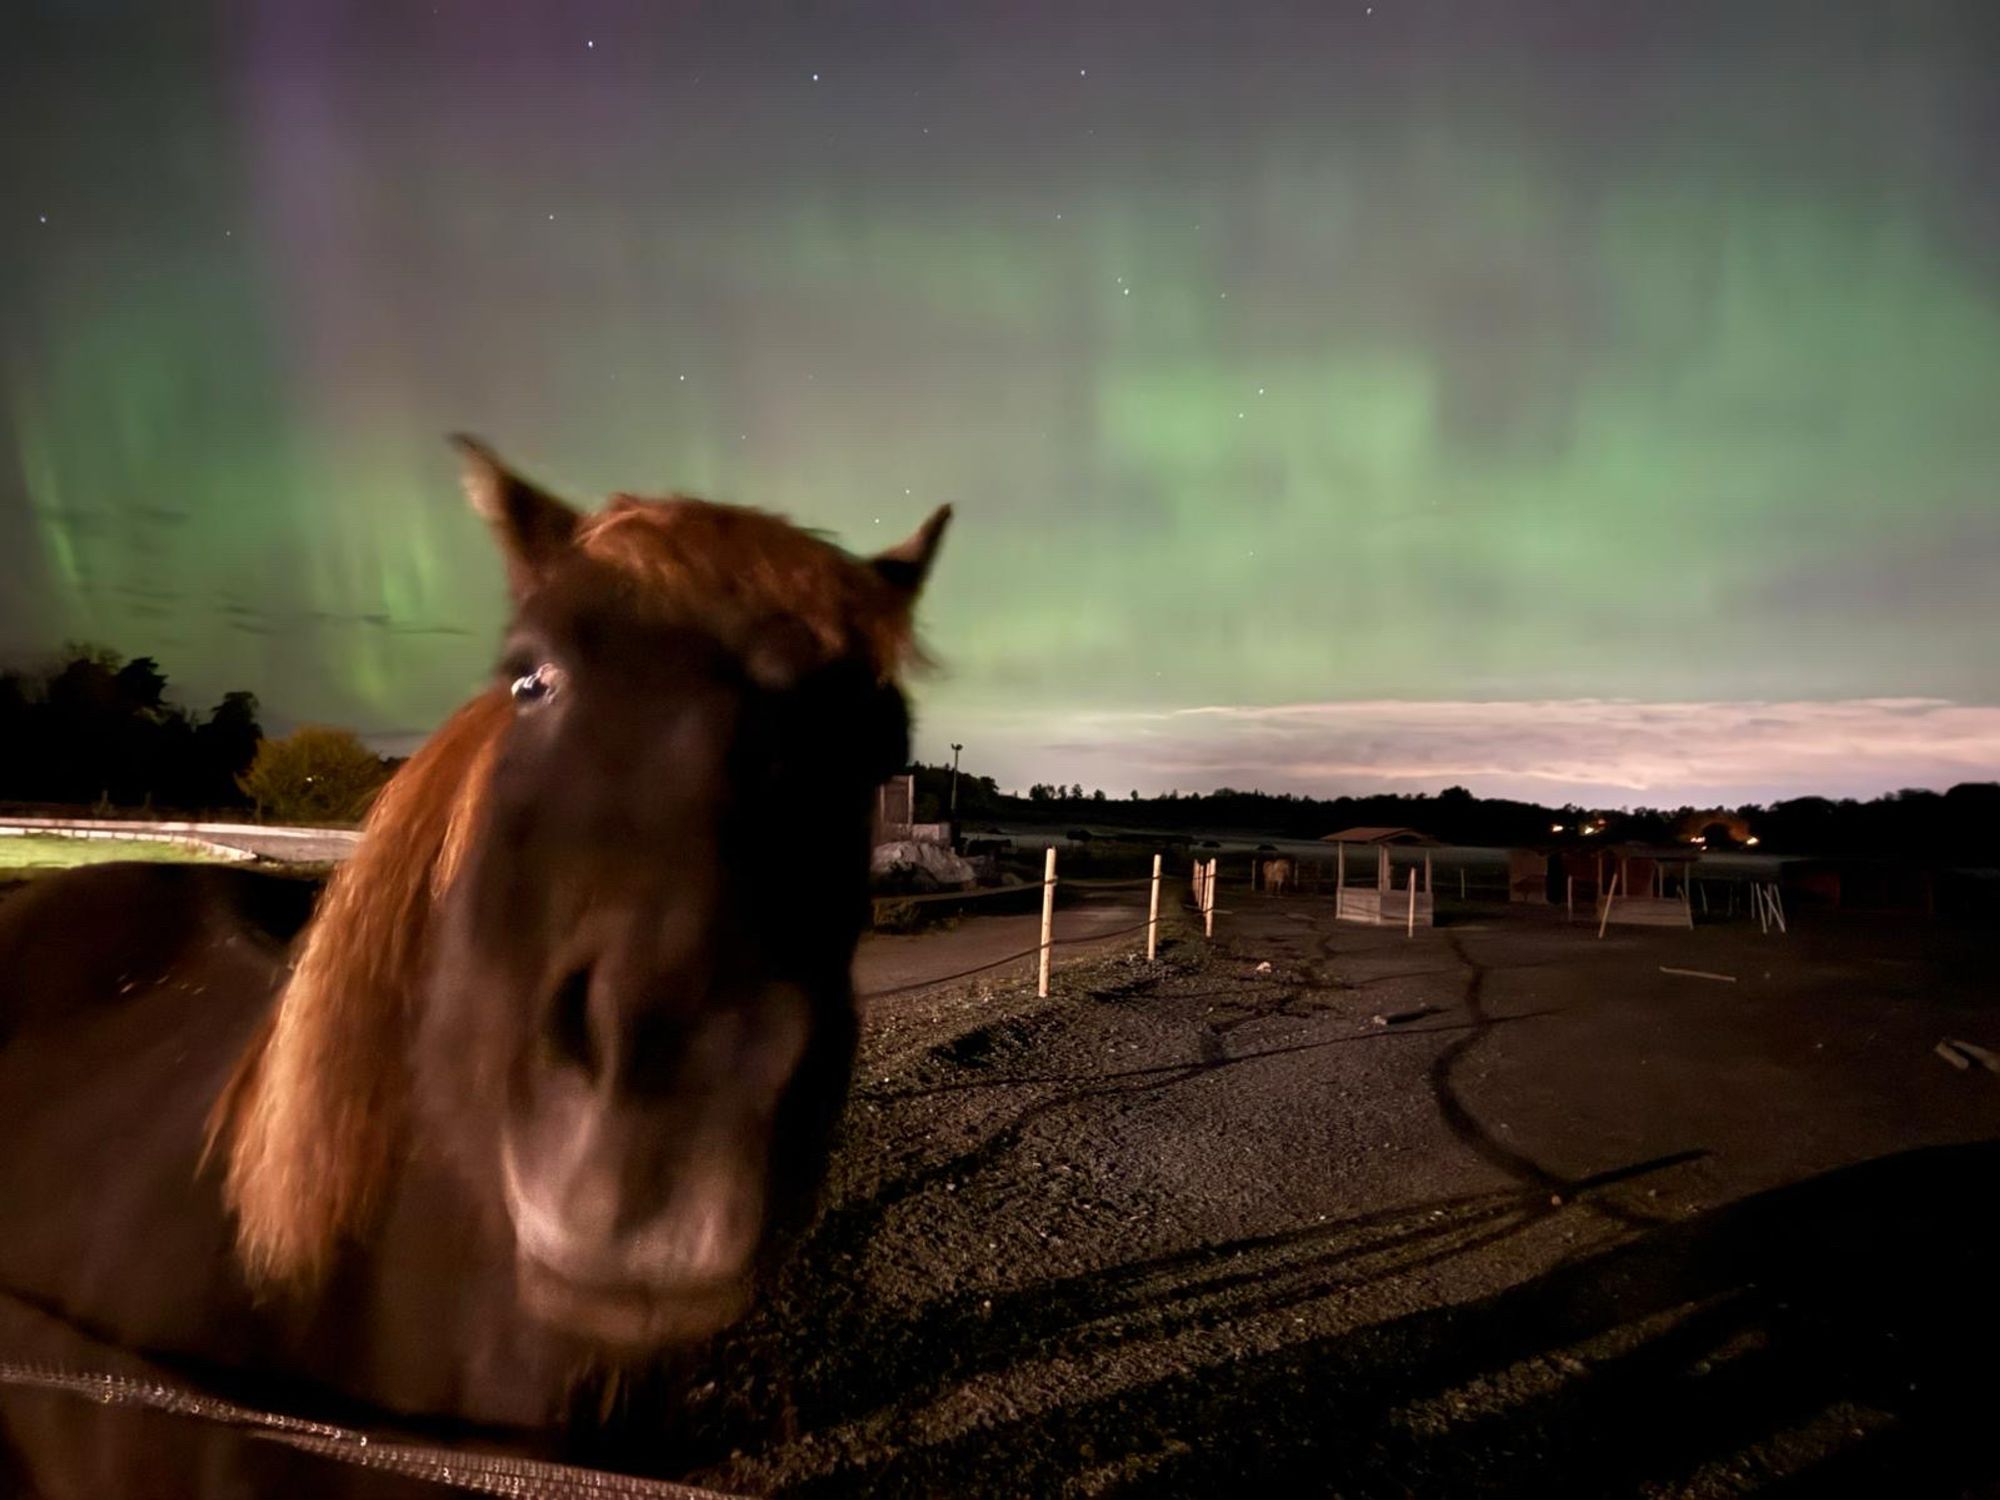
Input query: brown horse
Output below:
<box><xmin>0</xmin><ymin>439</ymin><xmax>947</xmax><ymax>1495</ymax></box>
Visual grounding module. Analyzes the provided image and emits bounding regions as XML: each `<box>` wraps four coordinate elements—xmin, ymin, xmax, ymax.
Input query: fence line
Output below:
<box><xmin>860</xmin><ymin>846</ymin><xmax>1194</xmax><ymax>1002</ymax></box>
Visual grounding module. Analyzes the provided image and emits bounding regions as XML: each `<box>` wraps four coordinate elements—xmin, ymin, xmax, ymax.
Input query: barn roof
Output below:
<box><xmin>1319</xmin><ymin>826</ymin><xmax>1441</xmax><ymax>846</ymax></box>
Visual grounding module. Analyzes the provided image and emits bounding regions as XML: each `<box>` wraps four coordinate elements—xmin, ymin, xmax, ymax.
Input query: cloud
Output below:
<box><xmin>930</xmin><ymin>697</ymin><xmax>2000</xmax><ymax>806</ymax></box>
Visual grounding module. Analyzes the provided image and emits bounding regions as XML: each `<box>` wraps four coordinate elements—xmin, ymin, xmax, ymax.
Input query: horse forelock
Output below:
<box><xmin>578</xmin><ymin>498</ymin><xmax>923</xmax><ymax>678</ymax></box>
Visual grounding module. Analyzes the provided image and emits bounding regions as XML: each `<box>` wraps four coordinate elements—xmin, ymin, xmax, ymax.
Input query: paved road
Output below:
<box><xmin>0</xmin><ymin>816</ymin><xmax>360</xmax><ymax>866</ymax></box>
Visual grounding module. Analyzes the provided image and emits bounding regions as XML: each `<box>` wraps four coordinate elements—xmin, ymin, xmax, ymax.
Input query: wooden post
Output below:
<box><xmin>1566</xmin><ymin>873</ymin><xmax>1574</xmax><ymax>922</ymax></box>
<box><xmin>1204</xmin><ymin>858</ymin><xmax>1217</xmax><ymax>938</ymax></box>
<box><xmin>1037</xmin><ymin>846</ymin><xmax>1056</xmax><ymax>998</ymax></box>
<box><xmin>1336</xmin><ymin>843</ymin><xmax>1345</xmax><ymax>908</ymax></box>
<box><xmin>1146</xmin><ymin>853</ymin><xmax>1162</xmax><ymax>961</ymax></box>
<box><xmin>1406</xmin><ymin>868</ymin><xmax>1417</xmax><ymax>938</ymax></box>
<box><xmin>1769</xmin><ymin>883</ymin><xmax>1787</xmax><ymax>934</ymax></box>
<box><xmin>1425</xmin><ymin>852</ymin><xmax>1433</xmax><ymax>896</ymax></box>
<box><xmin>1597</xmin><ymin>872</ymin><xmax>1620</xmax><ymax>939</ymax></box>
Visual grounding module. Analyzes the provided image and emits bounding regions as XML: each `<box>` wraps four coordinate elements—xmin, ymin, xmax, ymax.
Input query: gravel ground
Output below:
<box><xmin>635</xmin><ymin>890</ymin><xmax>2000</xmax><ymax>1498</ymax></box>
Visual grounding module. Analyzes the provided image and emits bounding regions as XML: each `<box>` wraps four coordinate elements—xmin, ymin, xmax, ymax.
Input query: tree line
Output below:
<box><xmin>905</xmin><ymin>762</ymin><xmax>2000</xmax><ymax>858</ymax></box>
<box><xmin>0</xmin><ymin>645</ymin><xmax>391</xmax><ymax>823</ymax></box>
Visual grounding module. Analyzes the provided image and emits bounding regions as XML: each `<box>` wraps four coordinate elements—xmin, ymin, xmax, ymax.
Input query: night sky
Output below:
<box><xmin>5</xmin><ymin>2</ymin><xmax>1997</xmax><ymax>806</ymax></box>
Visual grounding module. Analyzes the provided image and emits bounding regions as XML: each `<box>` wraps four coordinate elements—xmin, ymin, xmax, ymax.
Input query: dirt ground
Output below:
<box><xmin>647</xmin><ymin>888</ymin><xmax>2000</xmax><ymax>1498</ymax></box>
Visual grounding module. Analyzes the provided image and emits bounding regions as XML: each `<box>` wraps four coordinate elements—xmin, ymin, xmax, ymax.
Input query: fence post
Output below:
<box><xmin>1597</xmin><ymin>872</ymin><xmax>1620</xmax><ymax>939</ymax></box>
<box><xmin>1204</xmin><ymin>858</ymin><xmax>1216</xmax><ymax>938</ymax></box>
<box><xmin>1037</xmin><ymin>846</ymin><xmax>1057</xmax><ymax>997</ymax></box>
<box><xmin>1566</xmin><ymin>873</ymin><xmax>1574</xmax><ymax>922</ymax></box>
<box><xmin>1406</xmin><ymin>867</ymin><xmax>1417</xmax><ymax>938</ymax></box>
<box><xmin>1147</xmin><ymin>852</ymin><xmax>1162</xmax><ymax>961</ymax></box>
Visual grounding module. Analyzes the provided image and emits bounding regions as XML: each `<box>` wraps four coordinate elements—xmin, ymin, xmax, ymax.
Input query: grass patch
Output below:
<box><xmin>0</xmin><ymin>835</ymin><xmax>237</xmax><ymax>871</ymax></box>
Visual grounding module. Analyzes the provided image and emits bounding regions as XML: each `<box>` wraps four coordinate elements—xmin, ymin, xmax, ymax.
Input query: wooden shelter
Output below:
<box><xmin>1330</xmin><ymin>839</ymin><xmax>1434</xmax><ymax>931</ymax></box>
<box><xmin>1594</xmin><ymin>843</ymin><xmax>1698</xmax><ymax>929</ymax></box>
<box><xmin>1318</xmin><ymin>826</ymin><xmax>1440</xmax><ymax>847</ymax></box>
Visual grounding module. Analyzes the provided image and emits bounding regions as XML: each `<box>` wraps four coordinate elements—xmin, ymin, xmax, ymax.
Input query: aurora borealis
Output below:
<box><xmin>5</xmin><ymin>3</ymin><xmax>1997</xmax><ymax>805</ymax></box>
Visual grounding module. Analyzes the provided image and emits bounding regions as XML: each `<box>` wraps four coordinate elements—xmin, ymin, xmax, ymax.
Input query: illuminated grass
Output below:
<box><xmin>0</xmin><ymin>835</ymin><xmax>236</xmax><ymax>871</ymax></box>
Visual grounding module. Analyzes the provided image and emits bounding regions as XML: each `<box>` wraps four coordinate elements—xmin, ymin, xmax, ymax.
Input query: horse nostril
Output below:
<box><xmin>545</xmin><ymin>966</ymin><xmax>600</xmax><ymax>1078</ymax></box>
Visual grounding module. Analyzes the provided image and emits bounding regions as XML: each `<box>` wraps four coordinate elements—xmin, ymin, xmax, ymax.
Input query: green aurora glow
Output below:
<box><xmin>4</xmin><ymin>4</ymin><xmax>1996</xmax><ymax>803</ymax></box>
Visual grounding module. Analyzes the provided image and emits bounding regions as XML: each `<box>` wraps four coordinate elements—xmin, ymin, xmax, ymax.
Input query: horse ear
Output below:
<box><xmin>872</xmin><ymin>505</ymin><xmax>952</xmax><ymax>598</ymax></box>
<box><xmin>450</xmin><ymin>435</ymin><xmax>580</xmax><ymax>596</ymax></box>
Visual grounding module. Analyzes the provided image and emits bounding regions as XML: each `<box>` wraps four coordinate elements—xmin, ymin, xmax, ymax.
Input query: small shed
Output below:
<box><xmin>1327</xmin><ymin>838</ymin><xmax>1436</xmax><ymax>931</ymax></box>
<box><xmin>1595</xmin><ymin>843</ymin><xmax>1698</xmax><ymax>928</ymax></box>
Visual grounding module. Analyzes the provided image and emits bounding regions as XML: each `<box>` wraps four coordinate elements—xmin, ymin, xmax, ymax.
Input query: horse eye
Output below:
<box><xmin>510</xmin><ymin>664</ymin><xmax>564</xmax><ymax>707</ymax></box>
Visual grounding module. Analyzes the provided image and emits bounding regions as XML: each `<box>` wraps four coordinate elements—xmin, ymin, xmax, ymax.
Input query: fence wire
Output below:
<box><xmin>856</xmin><ymin>914</ymin><xmax>1167</xmax><ymax>1000</ymax></box>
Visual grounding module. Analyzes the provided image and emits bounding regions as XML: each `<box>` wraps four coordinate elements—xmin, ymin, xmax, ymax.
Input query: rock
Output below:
<box><xmin>871</xmin><ymin>839</ymin><xmax>980</xmax><ymax>889</ymax></box>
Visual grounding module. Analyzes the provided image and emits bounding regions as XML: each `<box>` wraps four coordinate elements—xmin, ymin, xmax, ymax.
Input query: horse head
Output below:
<box><xmin>208</xmin><ymin>439</ymin><xmax>947</xmax><ymax>1351</ymax></box>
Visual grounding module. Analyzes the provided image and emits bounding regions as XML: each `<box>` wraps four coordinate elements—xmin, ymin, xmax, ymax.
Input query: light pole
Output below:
<box><xmin>948</xmin><ymin>742</ymin><xmax>964</xmax><ymax>818</ymax></box>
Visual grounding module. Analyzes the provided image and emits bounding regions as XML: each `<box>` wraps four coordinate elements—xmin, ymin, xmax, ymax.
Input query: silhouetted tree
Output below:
<box><xmin>0</xmin><ymin>646</ymin><xmax>266</xmax><ymax>812</ymax></box>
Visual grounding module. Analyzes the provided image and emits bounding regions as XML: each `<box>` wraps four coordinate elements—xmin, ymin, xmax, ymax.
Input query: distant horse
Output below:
<box><xmin>0</xmin><ymin>439</ymin><xmax>948</xmax><ymax>1495</ymax></box>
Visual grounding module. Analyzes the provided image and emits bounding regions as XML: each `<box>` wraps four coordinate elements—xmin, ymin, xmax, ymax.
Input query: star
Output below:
<box><xmin>547</xmin><ymin>212</ymin><xmax>555</xmax><ymax>221</ymax></box>
<box><xmin>1258</xmin><ymin>387</ymin><xmax>1265</xmax><ymax>395</ymax></box>
<box><xmin>811</xmin><ymin>72</ymin><xmax>820</xmax><ymax>82</ymax></box>
<box><xmin>1079</xmin><ymin>68</ymin><xmax>1087</xmax><ymax>76</ymax></box>
<box><xmin>38</xmin><ymin>214</ymin><xmax>47</xmax><ymax>224</ymax></box>
<box><xmin>1122</xmin><ymin>287</ymin><xmax>1130</xmax><ymax>296</ymax></box>
<box><xmin>586</xmin><ymin>39</ymin><xmax>594</xmax><ymax>49</ymax></box>
<box><xmin>678</xmin><ymin>374</ymin><xmax>686</xmax><ymax>381</ymax></box>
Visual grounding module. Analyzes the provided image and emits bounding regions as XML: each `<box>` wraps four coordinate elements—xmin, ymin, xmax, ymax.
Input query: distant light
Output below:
<box><xmin>1079</xmin><ymin>68</ymin><xmax>1087</xmax><ymax>76</ymax></box>
<box><xmin>1550</xmin><ymin>824</ymin><xmax>1564</xmax><ymax>833</ymax></box>
<box><xmin>1582</xmin><ymin>826</ymin><xmax>1598</xmax><ymax>836</ymax></box>
<box><xmin>586</xmin><ymin>39</ymin><xmax>594</xmax><ymax>49</ymax></box>
<box><xmin>811</xmin><ymin>72</ymin><xmax>820</xmax><ymax>82</ymax></box>
<box><xmin>1746</xmin><ymin>836</ymin><xmax>1760</xmax><ymax>846</ymax></box>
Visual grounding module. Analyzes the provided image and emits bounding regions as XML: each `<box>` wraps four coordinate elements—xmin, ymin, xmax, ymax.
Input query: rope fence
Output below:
<box><xmin>0</xmin><ymin>1361</ymin><xmax>740</xmax><ymax>1499</ymax></box>
<box><xmin>859</xmin><ymin>850</ymin><xmax>1186</xmax><ymax>1002</ymax></box>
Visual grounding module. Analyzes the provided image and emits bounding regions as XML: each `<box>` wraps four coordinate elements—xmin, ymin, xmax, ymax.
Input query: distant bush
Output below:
<box><xmin>238</xmin><ymin>727</ymin><xmax>391</xmax><ymax>824</ymax></box>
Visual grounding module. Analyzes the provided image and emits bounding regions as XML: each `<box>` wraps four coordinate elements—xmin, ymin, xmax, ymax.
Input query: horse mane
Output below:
<box><xmin>206</xmin><ymin>496</ymin><xmax>924</xmax><ymax>1289</ymax></box>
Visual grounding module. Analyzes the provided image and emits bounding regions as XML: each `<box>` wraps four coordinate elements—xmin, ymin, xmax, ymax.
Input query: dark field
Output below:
<box><xmin>665</xmin><ymin>892</ymin><xmax>2000</xmax><ymax>1497</ymax></box>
